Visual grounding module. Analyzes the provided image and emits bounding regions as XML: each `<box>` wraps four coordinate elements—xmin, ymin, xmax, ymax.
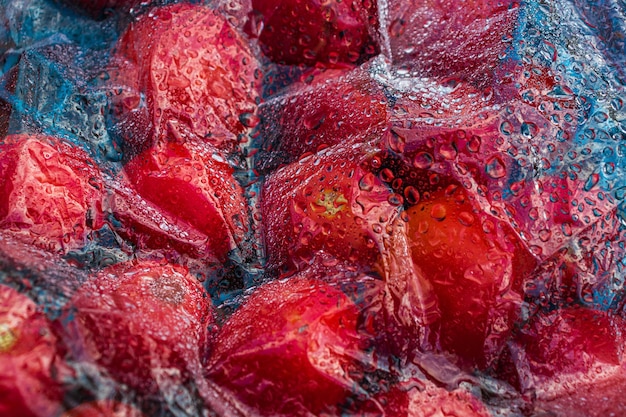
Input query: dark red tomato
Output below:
<box><xmin>206</xmin><ymin>274</ymin><xmax>374</xmax><ymax>416</ymax></box>
<box><xmin>499</xmin><ymin>306</ymin><xmax>626</xmax><ymax>395</ymax></box>
<box><xmin>257</xmin><ymin>66</ymin><xmax>389</xmax><ymax>173</ymax></box>
<box><xmin>67</xmin><ymin>260</ymin><xmax>213</xmax><ymax>394</ymax></box>
<box><xmin>111</xmin><ymin>3</ymin><xmax>261</xmax><ymax>154</ymax></box>
<box><xmin>61</xmin><ymin>400</ymin><xmax>145</xmax><ymax>417</ymax></box>
<box><xmin>387</xmin><ymin>0</ymin><xmax>519</xmax><ymax>86</ymax></box>
<box><xmin>0</xmin><ymin>284</ymin><xmax>66</xmax><ymax>417</ymax></box>
<box><xmin>0</xmin><ymin>134</ymin><xmax>104</xmax><ymax>254</ymax></box>
<box><xmin>246</xmin><ymin>0</ymin><xmax>379</xmax><ymax>68</ymax></box>
<box><xmin>123</xmin><ymin>138</ymin><xmax>250</xmax><ymax>263</ymax></box>
<box><xmin>260</xmin><ymin>142</ymin><xmax>399</xmax><ymax>276</ymax></box>
<box><xmin>404</xmin><ymin>183</ymin><xmax>529</xmax><ymax>369</ymax></box>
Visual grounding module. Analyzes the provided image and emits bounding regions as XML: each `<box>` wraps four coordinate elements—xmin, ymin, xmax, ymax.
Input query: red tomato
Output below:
<box><xmin>246</xmin><ymin>0</ymin><xmax>379</xmax><ymax>68</ymax></box>
<box><xmin>387</xmin><ymin>0</ymin><xmax>519</xmax><ymax>86</ymax></box>
<box><xmin>107</xmin><ymin>178</ymin><xmax>224</xmax><ymax>264</ymax></box>
<box><xmin>256</xmin><ymin>66</ymin><xmax>389</xmax><ymax>173</ymax></box>
<box><xmin>0</xmin><ymin>134</ymin><xmax>105</xmax><ymax>254</ymax></box>
<box><xmin>61</xmin><ymin>400</ymin><xmax>145</xmax><ymax>417</ymax></box>
<box><xmin>498</xmin><ymin>306</ymin><xmax>626</xmax><ymax>395</ymax></box>
<box><xmin>533</xmin><ymin>372</ymin><xmax>626</xmax><ymax>417</ymax></box>
<box><xmin>260</xmin><ymin>142</ymin><xmax>399</xmax><ymax>276</ymax></box>
<box><xmin>66</xmin><ymin>260</ymin><xmax>213</xmax><ymax>394</ymax></box>
<box><xmin>404</xmin><ymin>183</ymin><xmax>530</xmax><ymax>369</ymax></box>
<box><xmin>110</xmin><ymin>3</ymin><xmax>261</xmax><ymax>154</ymax></box>
<box><xmin>123</xmin><ymin>138</ymin><xmax>250</xmax><ymax>263</ymax></box>
<box><xmin>0</xmin><ymin>284</ymin><xmax>66</xmax><ymax>417</ymax></box>
<box><xmin>206</xmin><ymin>274</ymin><xmax>378</xmax><ymax>416</ymax></box>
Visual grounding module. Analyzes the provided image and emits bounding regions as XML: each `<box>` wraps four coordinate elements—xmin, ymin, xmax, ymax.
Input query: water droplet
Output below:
<box><xmin>467</xmin><ymin>135</ymin><xmax>481</xmax><ymax>153</ymax></box>
<box><xmin>439</xmin><ymin>143</ymin><xmax>457</xmax><ymax>160</ymax></box>
<box><xmin>583</xmin><ymin>173</ymin><xmax>599</xmax><ymax>191</ymax></box>
<box><xmin>389</xmin><ymin>18</ymin><xmax>406</xmax><ymax>37</ymax></box>
<box><xmin>387</xmin><ymin>193</ymin><xmax>403</xmax><ymax>206</ymax></box>
<box><xmin>500</xmin><ymin>121</ymin><xmax>513</xmax><ymax>135</ymax></box>
<box><xmin>520</xmin><ymin>122</ymin><xmax>538</xmax><ymax>138</ymax></box>
<box><xmin>359</xmin><ymin>173</ymin><xmax>376</xmax><ymax>191</ymax></box>
<box><xmin>239</xmin><ymin>112</ymin><xmax>260</xmax><ymax>128</ymax></box>
<box><xmin>388</xmin><ymin>130</ymin><xmax>406</xmax><ymax>153</ymax></box>
<box><xmin>485</xmin><ymin>156</ymin><xmax>506</xmax><ymax>179</ymax></box>
<box><xmin>430</xmin><ymin>204</ymin><xmax>447</xmax><ymax>221</ymax></box>
<box><xmin>379</xmin><ymin>168</ymin><xmax>394</xmax><ymax>183</ymax></box>
<box><xmin>413</xmin><ymin>152</ymin><xmax>434</xmax><ymax>169</ymax></box>
<box><xmin>458</xmin><ymin>211</ymin><xmax>475</xmax><ymax>227</ymax></box>
<box><xmin>538</xmin><ymin>229</ymin><xmax>551</xmax><ymax>242</ymax></box>
<box><xmin>404</xmin><ymin>186</ymin><xmax>420</xmax><ymax>205</ymax></box>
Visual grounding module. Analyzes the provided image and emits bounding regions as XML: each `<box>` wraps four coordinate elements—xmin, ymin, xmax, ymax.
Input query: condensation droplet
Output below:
<box><xmin>485</xmin><ymin>156</ymin><xmax>507</xmax><ymax>179</ymax></box>
<box><xmin>413</xmin><ymin>152</ymin><xmax>434</xmax><ymax>169</ymax></box>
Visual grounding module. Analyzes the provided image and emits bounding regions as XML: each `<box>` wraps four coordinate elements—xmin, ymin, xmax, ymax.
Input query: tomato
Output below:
<box><xmin>354</xmin><ymin>380</ymin><xmax>493</xmax><ymax>416</ymax></box>
<box><xmin>206</xmin><ymin>273</ymin><xmax>382</xmax><ymax>416</ymax></box>
<box><xmin>110</xmin><ymin>3</ymin><xmax>261</xmax><ymax>154</ymax></box>
<box><xmin>0</xmin><ymin>134</ymin><xmax>105</xmax><ymax>254</ymax></box>
<box><xmin>61</xmin><ymin>400</ymin><xmax>145</xmax><ymax>417</ymax></box>
<box><xmin>533</xmin><ymin>373</ymin><xmax>626</xmax><ymax>417</ymax></box>
<box><xmin>107</xmin><ymin>178</ymin><xmax>223</xmax><ymax>264</ymax></box>
<box><xmin>122</xmin><ymin>138</ymin><xmax>250</xmax><ymax>263</ymax></box>
<box><xmin>496</xmin><ymin>305</ymin><xmax>626</xmax><ymax>397</ymax></box>
<box><xmin>256</xmin><ymin>66</ymin><xmax>389</xmax><ymax>173</ymax></box>
<box><xmin>403</xmin><ymin>182</ymin><xmax>531</xmax><ymax>369</ymax></box>
<box><xmin>260</xmin><ymin>142</ymin><xmax>399</xmax><ymax>276</ymax></box>
<box><xmin>386</xmin><ymin>0</ymin><xmax>519</xmax><ymax>86</ymax></box>
<box><xmin>0</xmin><ymin>284</ymin><xmax>66</xmax><ymax>417</ymax></box>
<box><xmin>245</xmin><ymin>0</ymin><xmax>379</xmax><ymax>68</ymax></box>
<box><xmin>66</xmin><ymin>260</ymin><xmax>213</xmax><ymax>394</ymax></box>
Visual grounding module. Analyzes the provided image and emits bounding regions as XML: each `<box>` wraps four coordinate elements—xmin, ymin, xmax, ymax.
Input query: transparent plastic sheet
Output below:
<box><xmin>0</xmin><ymin>0</ymin><xmax>625</xmax><ymax>416</ymax></box>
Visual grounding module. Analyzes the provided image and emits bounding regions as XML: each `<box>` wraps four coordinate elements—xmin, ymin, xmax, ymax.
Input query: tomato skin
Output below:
<box><xmin>256</xmin><ymin>66</ymin><xmax>389</xmax><ymax>173</ymax></box>
<box><xmin>206</xmin><ymin>274</ymin><xmax>376</xmax><ymax>416</ymax></box>
<box><xmin>247</xmin><ymin>0</ymin><xmax>379</xmax><ymax>68</ymax></box>
<box><xmin>111</xmin><ymin>3</ymin><xmax>261</xmax><ymax>154</ymax></box>
<box><xmin>0</xmin><ymin>134</ymin><xmax>104</xmax><ymax>254</ymax></box>
<box><xmin>66</xmin><ymin>260</ymin><xmax>213</xmax><ymax>394</ymax></box>
<box><xmin>387</xmin><ymin>0</ymin><xmax>519</xmax><ymax>86</ymax></box>
<box><xmin>61</xmin><ymin>400</ymin><xmax>145</xmax><ymax>417</ymax></box>
<box><xmin>122</xmin><ymin>138</ymin><xmax>250</xmax><ymax>263</ymax></box>
<box><xmin>0</xmin><ymin>284</ymin><xmax>66</xmax><ymax>417</ymax></box>
<box><xmin>358</xmin><ymin>384</ymin><xmax>490</xmax><ymax>417</ymax></box>
<box><xmin>260</xmin><ymin>142</ymin><xmax>399</xmax><ymax>276</ymax></box>
<box><xmin>497</xmin><ymin>306</ymin><xmax>626</xmax><ymax>395</ymax></box>
<box><xmin>403</xmin><ymin>182</ymin><xmax>530</xmax><ymax>369</ymax></box>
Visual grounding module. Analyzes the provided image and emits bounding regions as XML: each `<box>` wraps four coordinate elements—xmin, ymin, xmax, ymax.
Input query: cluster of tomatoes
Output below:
<box><xmin>0</xmin><ymin>0</ymin><xmax>625</xmax><ymax>416</ymax></box>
